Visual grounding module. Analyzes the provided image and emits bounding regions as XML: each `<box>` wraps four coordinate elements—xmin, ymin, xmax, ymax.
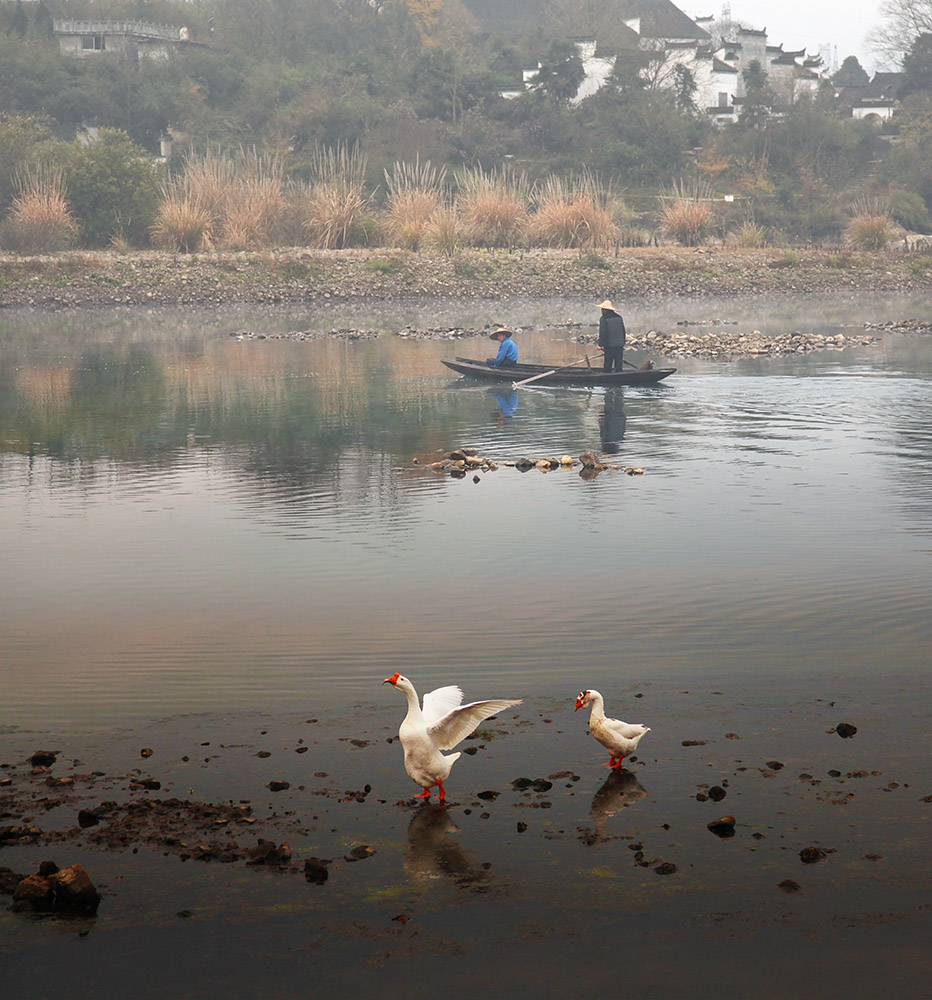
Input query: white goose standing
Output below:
<box><xmin>384</xmin><ymin>672</ymin><xmax>522</xmax><ymax>801</ymax></box>
<box><xmin>575</xmin><ymin>689</ymin><xmax>649</xmax><ymax>769</ymax></box>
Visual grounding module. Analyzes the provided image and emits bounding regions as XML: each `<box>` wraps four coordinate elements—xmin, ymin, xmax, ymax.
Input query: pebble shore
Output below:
<box><xmin>2</xmin><ymin>245</ymin><xmax>931</xmax><ymax>309</ymax></box>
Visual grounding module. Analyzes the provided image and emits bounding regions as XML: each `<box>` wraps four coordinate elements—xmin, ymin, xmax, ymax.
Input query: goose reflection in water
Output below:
<box><xmin>587</xmin><ymin>769</ymin><xmax>647</xmax><ymax>841</ymax></box>
<box><xmin>404</xmin><ymin>805</ymin><xmax>492</xmax><ymax>891</ymax></box>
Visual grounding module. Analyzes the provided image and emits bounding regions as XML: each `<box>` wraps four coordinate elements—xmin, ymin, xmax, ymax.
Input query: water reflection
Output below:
<box><xmin>490</xmin><ymin>387</ymin><xmax>519</xmax><ymax>422</ymax></box>
<box><xmin>2</xmin><ymin>303</ymin><xmax>932</xmax><ymax>728</ymax></box>
<box><xmin>585</xmin><ymin>770</ymin><xmax>648</xmax><ymax>842</ymax></box>
<box><xmin>598</xmin><ymin>389</ymin><xmax>626</xmax><ymax>454</ymax></box>
<box><xmin>403</xmin><ymin>805</ymin><xmax>492</xmax><ymax>891</ymax></box>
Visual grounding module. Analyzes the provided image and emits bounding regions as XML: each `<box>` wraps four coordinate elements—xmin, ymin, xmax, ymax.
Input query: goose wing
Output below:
<box><xmin>428</xmin><ymin>699</ymin><xmax>522</xmax><ymax>751</ymax></box>
<box><xmin>603</xmin><ymin>718</ymin><xmax>650</xmax><ymax>741</ymax></box>
<box><xmin>421</xmin><ymin>685</ymin><xmax>465</xmax><ymax>726</ymax></box>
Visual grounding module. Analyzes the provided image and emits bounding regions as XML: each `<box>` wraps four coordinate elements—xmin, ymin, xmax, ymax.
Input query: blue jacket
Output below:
<box><xmin>489</xmin><ymin>337</ymin><xmax>518</xmax><ymax>367</ymax></box>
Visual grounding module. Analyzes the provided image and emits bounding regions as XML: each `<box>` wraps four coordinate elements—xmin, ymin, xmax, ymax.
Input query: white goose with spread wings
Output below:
<box><xmin>384</xmin><ymin>672</ymin><xmax>522</xmax><ymax>801</ymax></box>
<box><xmin>575</xmin><ymin>689</ymin><xmax>649</xmax><ymax>769</ymax></box>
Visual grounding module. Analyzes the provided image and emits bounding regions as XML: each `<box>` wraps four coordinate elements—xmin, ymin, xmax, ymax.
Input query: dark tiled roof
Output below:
<box><xmin>460</xmin><ymin>0</ymin><xmax>708</xmax><ymax>42</ymax></box>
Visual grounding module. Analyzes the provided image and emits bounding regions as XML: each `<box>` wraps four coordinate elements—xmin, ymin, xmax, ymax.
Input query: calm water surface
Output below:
<box><xmin>2</xmin><ymin>293</ymin><xmax>932</xmax><ymax>999</ymax></box>
<box><xmin>1</xmin><ymin>292</ymin><xmax>931</xmax><ymax>728</ymax></box>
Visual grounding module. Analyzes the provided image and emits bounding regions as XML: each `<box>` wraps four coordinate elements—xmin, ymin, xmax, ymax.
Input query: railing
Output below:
<box><xmin>53</xmin><ymin>20</ymin><xmax>182</xmax><ymax>42</ymax></box>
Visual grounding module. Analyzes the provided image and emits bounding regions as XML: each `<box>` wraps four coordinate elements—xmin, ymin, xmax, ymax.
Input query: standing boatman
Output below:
<box><xmin>597</xmin><ymin>299</ymin><xmax>626</xmax><ymax>372</ymax></box>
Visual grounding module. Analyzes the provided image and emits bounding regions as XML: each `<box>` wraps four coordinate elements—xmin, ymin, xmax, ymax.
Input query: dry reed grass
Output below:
<box><xmin>296</xmin><ymin>143</ymin><xmax>371</xmax><ymax>249</ymax></box>
<box><xmin>844</xmin><ymin>196</ymin><xmax>894</xmax><ymax>250</ymax></box>
<box><xmin>727</xmin><ymin>220</ymin><xmax>768</xmax><ymax>248</ymax></box>
<box><xmin>2</xmin><ymin>164</ymin><xmax>78</xmax><ymax>252</ymax></box>
<box><xmin>421</xmin><ymin>205</ymin><xmax>467</xmax><ymax>257</ymax></box>
<box><xmin>528</xmin><ymin>171</ymin><xmax>620</xmax><ymax>249</ymax></box>
<box><xmin>659</xmin><ymin>179</ymin><xmax>715</xmax><ymax>246</ymax></box>
<box><xmin>381</xmin><ymin>158</ymin><xmax>447</xmax><ymax>250</ymax></box>
<box><xmin>456</xmin><ymin>166</ymin><xmax>529</xmax><ymax>248</ymax></box>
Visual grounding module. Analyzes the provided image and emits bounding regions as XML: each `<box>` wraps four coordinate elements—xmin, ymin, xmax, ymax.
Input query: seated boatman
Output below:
<box><xmin>486</xmin><ymin>328</ymin><xmax>518</xmax><ymax>367</ymax></box>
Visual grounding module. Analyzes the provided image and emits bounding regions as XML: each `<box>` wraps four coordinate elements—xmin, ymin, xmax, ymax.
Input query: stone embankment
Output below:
<box><xmin>2</xmin><ymin>245</ymin><xmax>932</xmax><ymax>309</ymax></box>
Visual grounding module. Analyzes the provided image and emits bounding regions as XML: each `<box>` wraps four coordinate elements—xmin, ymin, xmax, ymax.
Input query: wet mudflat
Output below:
<box><xmin>3</xmin><ymin>674</ymin><xmax>931</xmax><ymax>999</ymax></box>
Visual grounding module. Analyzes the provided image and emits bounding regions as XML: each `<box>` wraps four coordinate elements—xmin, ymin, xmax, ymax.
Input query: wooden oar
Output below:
<box><xmin>512</xmin><ymin>356</ymin><xmax>592</xmax><ymax>389</ymax></box>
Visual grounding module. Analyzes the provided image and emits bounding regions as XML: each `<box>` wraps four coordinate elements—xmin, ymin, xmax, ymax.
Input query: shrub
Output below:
<box><xmin>1</xmin><ymin>163</ymin><xmax>77</xmax><ymax>252</ymax></box>
<box><xmin>58</xmin><ymin>129</ymin><xmax>161</xmax><ymax>247</ymax></box>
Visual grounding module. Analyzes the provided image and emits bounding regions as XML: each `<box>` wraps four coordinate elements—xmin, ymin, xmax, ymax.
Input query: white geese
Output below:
<box><xmin>383</xmin><ymin>672</ymin><xmax>522</xmax><ymax>801</ymax></box>
<box><xmin>575</xmin><ymin>689</ymin><xmax>649</xmax><ymax>769</ymax></box>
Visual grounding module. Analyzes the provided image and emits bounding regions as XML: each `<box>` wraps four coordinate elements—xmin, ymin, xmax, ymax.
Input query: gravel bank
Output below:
<box><xmin>2</xmin><ymin>246</ymin><xmax>931</xmax><ymax>309</ymax></box>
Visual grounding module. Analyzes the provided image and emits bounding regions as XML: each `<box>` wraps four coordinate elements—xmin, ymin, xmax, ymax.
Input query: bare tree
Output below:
<box><xmin>870</xmin><ymin>0</ymin><xmax>932</xmax><ymax>67</ymax></box>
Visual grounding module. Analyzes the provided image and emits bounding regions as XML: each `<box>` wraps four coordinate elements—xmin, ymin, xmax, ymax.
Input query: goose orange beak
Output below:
<box><xmin>383</xmin><ymin>672</ymin><xmax>400</xmax><ymax>685</ymax></box>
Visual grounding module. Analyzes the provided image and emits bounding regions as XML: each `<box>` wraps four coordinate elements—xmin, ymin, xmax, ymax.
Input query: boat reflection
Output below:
<box><xmin>403</xmin><ymin>804</ymin><xmax>492</xmax><ymax>891</ymax></box>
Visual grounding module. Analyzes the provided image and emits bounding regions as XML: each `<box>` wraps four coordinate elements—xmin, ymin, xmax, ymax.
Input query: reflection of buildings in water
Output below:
<box><xmin>589</xmin><ymin>768</ymin><xmax>647</xmax><ymax>840</ymax></box>
<box><xmin>598</xmin><ymin>389</ymin><xmax>626</xmax><ymax>454</ymax></box>
<box><xmin>404</xmin><ymin>805</ymin><xmax>492</xmax><ymax>890</ymax></box>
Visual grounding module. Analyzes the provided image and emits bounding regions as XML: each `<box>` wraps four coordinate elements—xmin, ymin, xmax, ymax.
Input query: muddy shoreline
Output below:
<box><xmin>2</xmin><ymin>246</ymin><xmax>932</xmax><ymax>310</ymax></box>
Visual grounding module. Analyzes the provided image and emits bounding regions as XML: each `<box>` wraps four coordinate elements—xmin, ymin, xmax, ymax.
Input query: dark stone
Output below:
<box><xmin>140</xmin><ymin>748</ymin><xmax>153</xmax><ymax>758</ymax></box>
<box><xmin>345</xmin><ymin>844</ymin><xmax>375</xmax><ymax>862</ymax></box>
<box><xmin>48</xmin><ymin>864</ymin><xmax>100</xmax><ymax>913</ymax></box>
<box><xmin>511</xmin><ymin>777</ymin><xmax>534</xmax><ymax>789</ymax></box>
<box><xmin>476</xmin><ymin>790</ymin><xmax>499</xmax><ymax>801</ymax></box>
<box><xmin>268</xmin><ymin>780</ymin><xmax>290</xmax><ymax>792</ymax></box>
<box><xmin>778</xmin><ymin>879</ymin><xmax>801</xmax><ymax>893</ymax></box>
<box><xmin>707</xmin><ymin>815</ymin><xmax>736</xmax><ymax>838</ymax></box>
<box><xmin>836</xmin><ymin>722</ymin><xmax>858</xmax><ymax>738</ymax></box>
<box><xmin>709</xmin><ymin>786</ymin><xmax>727</xmax><ymax>801</ymax></box>
<box><xmin>800</xmin><ymin>846</ymin><xmax>827</xmax><ymax>864</ymax></box>
<box><xmin>765</xmin><ymin>760</ymin><xmax>784</xmax><ymax>770</ymax></box>
<box><xmin>653</xmin><ymin>862</ymin><xmax>677</xmax><ymax>875</ymax></box>
<box><xmin>78</xmin><ymin>809</ymin><xmax>100</xmax><ymax>828</ymax></box>
<box><xmin>304</xmin><ymin>858</ymin><xmax>329</xmax><ymax>884</ymax></box>
<box><xmin>30</xmin><ymin>750</ymin><xmax>58</xmax><ymax>768</ymax></box>
<box><xmin>516</xmin><ymin>822</ymin><xmax>527</xmax><ymax>833</ymax></box>
<box><xmin>682</xmin><ymin>740</ymin><xmax>707</xmax><ymax>746</ymax></box>
<box><xmin>245</xmin><ymin>839</ymin><xmax>291</xmax><ymax>866</ymax></box>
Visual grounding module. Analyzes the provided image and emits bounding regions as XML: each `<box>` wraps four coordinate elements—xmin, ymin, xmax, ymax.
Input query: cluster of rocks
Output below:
<box><xmin>410</xmin><ymin>448</ymin><xmax>643</xmax><ymax>480</ymax></box>
<box><xmin>575</xmin><ymin>328</ymin><xmax>879</xmax><ymax>359</ymax></box>
<box><xmin>2</xmin><ymin>861</ymin><xmax>100</xmax><ymax>915</ymax></box>
<box><xmin>230</xmin><ymin>328</ymin><xmax>380</xmax><ymax>342</ymax></box>
<box><xmin>226</xmin><ymin>320</ymin><xmax>881</xmax><ymax>361</ymax></box>
<box><xmin>863</xmin><ymin>318</ymin><xmax>932</xmax><ymax>334</ymax></box>
<box><xmin>2</xmin><ymin>246</ymin><xmax>932</xmax><ymax>309</ymax></box>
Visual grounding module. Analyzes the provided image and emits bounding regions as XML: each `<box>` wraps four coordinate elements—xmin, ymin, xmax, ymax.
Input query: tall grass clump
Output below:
<box><xmin>381</xmin><ymin>157</ymin><xmax>447</xmax><ymax>250</ymax></box>
<box><xmin>727</xmin><ymin>219</ymin><xmax>768</xmax><ymax>248</ymax></box>
<box><xmin>844</xmin><ymin>195</ymin><xmax>894</xmax><ymax>250</ymax></box>
<box><xmin>421</xmin><ymin>204</ymin><xmax>467</xmax><ymax>257</ymax></box>
<box><xmin>528</xmin><ymin>170</ymin><xmax>620</xmax><ymax>250</ymax></box>
<box><xmin>1</xmin><ymin>164</ymin><xmax>78</xmax><ymax>252</ymax></box>
<box><xmin>295</xmin><ymin>143</ymin><xmax>371</xmax><ymax>249</ymax></box>
<box><xmin>218</xmin><ymin>149</ymin><xmax>287</xmax><ymax>250</ymax></box>
<box><xmin>151</xmin><ymin>178</ymin><xmax>213</xmax><ymax>252</ymax></box>
<box><xmin>456</xmin><ymin>165</ymin><xmax>529</xmax><ymax>248</ymax></box>
<box><xmin>659</xmin><ymin>179</ymin><xmax>715</xmax><ymax>246</ymax></box>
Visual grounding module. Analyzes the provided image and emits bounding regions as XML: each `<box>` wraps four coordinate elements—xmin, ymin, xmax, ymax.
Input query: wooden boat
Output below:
<box><xmin>441</xmin><ymin>357</ymin><xmax>675</xmax><ymax>386</ymax></box>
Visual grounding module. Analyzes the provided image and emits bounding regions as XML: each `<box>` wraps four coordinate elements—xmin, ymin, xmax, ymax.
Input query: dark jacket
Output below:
<box><xmin>598</xmin><ymin>311</ymin><xmax>626</xmax><ymax>348</ymax></box>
